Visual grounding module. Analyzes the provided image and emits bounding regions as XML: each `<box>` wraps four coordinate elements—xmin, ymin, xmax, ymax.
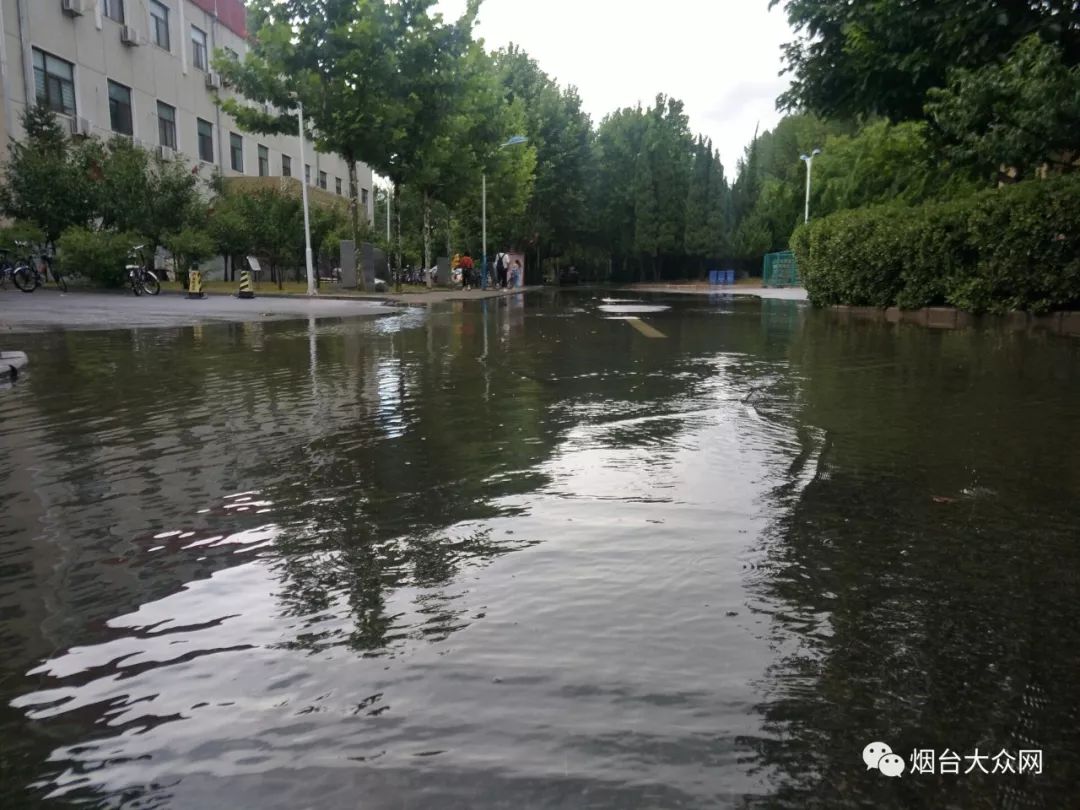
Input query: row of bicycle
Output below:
<box><xmin>0</xmin><ymin>242</ymin><xmax>162</xmax><ymax>296</ymax></box>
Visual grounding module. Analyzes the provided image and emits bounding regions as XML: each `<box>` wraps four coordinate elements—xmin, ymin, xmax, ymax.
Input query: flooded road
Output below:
<box><xmin>2</xmin><ymin>291</ymin><xmax>1079</xmax><ymax>808</ymax></box>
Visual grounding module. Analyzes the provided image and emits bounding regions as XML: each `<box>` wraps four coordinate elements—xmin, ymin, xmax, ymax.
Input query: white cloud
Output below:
<box><xmin>437</xmin><ymin>0</ymin><xmax>794</xmax><ymax>171</ymax></box>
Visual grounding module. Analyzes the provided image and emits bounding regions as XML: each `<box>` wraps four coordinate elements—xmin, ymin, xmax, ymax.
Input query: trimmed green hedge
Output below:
<box><xmin>791</xmin><ymin>175</ymin><xmax>1080</xmax><ymax>314</ymax></box>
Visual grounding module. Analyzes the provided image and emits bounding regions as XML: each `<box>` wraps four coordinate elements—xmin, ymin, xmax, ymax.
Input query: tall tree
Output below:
<box><xmin>0</xmin><ymin>106</ymin><xmax>97</xmax><ymax>246</ymax></box>
<box><xmin>771</xmin><ymin>0</ymin><xmax>1080</xmax><ymax>121</ymax></box>
<box><xmin>592</xmin><ymin>105</ymin><xmax>649</xmax><ymax>272</ymax></box>
<box><xmin>216</xmin><ymin>0</ymin><xmax>415</xmax><ymax>290</ymax></box>
<box><xmin>926</xmin><ymin>35</ymin><xmax>1080</xmax><ymax>180</ymax></box>
<box><xmin>494</xmin><ymin>46</ymin><xmax>593</xmax><ymax>266</ymax></box>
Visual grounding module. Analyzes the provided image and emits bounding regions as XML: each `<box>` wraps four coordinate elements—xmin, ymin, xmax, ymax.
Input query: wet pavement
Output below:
<box><xmin>1</xmin><ymin>290</ymin><xmax>1079</xmax><ymax>808</ymax></box>
<box><xmin>0</xmin><ymin>289</ymin><xmax>392</xmax><ymax>333</ymax></box>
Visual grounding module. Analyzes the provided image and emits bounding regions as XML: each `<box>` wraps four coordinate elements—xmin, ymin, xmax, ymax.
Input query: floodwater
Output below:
<box><xmin>1</xmin><ymin>291</ymin><xmax>1079</xmax><ymax>809</ymax></box>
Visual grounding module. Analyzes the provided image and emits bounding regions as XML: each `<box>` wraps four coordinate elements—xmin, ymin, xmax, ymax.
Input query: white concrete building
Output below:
<box><xmin>0</xmin><ymin>0</ymin><xmax>375</xmax><ymax>218</ymax></box>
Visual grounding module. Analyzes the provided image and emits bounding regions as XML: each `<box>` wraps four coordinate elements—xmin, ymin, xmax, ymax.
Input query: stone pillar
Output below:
<box><xmin>360</xmin><ymin>242</ymin><xmax>376</xmax><ymax>288</ymax></box>
<box><xmin>339</xmin><ymin>240</ymin><xmax>357</xmax><ymax>288</ymax></box>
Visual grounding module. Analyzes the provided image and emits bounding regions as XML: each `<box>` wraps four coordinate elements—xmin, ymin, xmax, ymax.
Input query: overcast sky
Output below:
<box><xmin>436</xmin><ymin>0</ymin><xmax>795</xmax><ymax>173</ymax></box>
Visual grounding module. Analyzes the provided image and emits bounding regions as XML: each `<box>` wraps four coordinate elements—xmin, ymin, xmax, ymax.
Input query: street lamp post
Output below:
<box><xmin>297</xmin><ymin>100</ymin><xmax>316</xmax><ymax>295</ymax></box>
<box><xmin>800</xmin><ymin>148</ymin><xmax>822</xmax><ymax>224</ymax></box>
<box><xmin>482</xmin><ymin>135</ymin><xmax>528</xmax><ymax>289</ymax></box>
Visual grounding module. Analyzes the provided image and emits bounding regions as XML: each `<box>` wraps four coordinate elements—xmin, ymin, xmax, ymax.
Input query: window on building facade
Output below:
<box><xmin>305</xmin><ymin>164</ymin><xmax>311</xmax><ymax>185</ymax></box>
<box><xmin>157</xmin><ymin>101</ymin><xmax>177</xmax><ymax>149</ymax></box>
<box><xmin>191</xmin><ymin>26</ymin><xmax>208</xmax><ymax>71</ymax></box>
<box><xmin>282</xmin><ymin>155</ymin><xmax>292</xmax><ymax>177</ymax></box>
<box><xmin>230</xmin><ymin>133</ymin><xmax>244</xmax><ymax>172</ymax></box>
<box><xmin>318</xmin><ymin>171</ymin><xmax>327</xmax><ymax>190</ymax></box>
<box><xmin>197</xmin><ymin>118</ymin><xmax>214</xmax><ymax>162</ymax></box>
<box><xmin>361</xmin><ymin>188</ymin><xmax>369</xmax><ymax>206</ymax></box>
<box><xmin>103</xmin><ymin>0</ymin><xmax>125</xmax><ymax>24</ymax></box>
<box><xmin>108</xmin><ymin>81</ymin><xmax>133</xmax><ymax>136</ymax></box>
<box><xmin>335</xmin><ymin>178</ymin><xmax>342</xmax><ymax>196</ymax></box>
<box><xmin>150</xmin><ymin>1</ymin><xmax>170</xmax><ymax>51</ymax></box>
<box><xmin>32</xmin><ymin>49</ymin><xmax>76</xmax><ymax>117</ymax></box>
<box><xmin>258</xmin><ymin>145</ymin><xmax>269</xmax><ymax>177</ymax></box>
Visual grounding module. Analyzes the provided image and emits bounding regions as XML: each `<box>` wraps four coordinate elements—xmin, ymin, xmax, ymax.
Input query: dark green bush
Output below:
<box><xmin>57</xmin><ymin>227</ymin><xmax>139</xmax><ymax>287</ymax></box>
<box><xmin>792</xmin><ymin>175</ymin><xmax>1080</xmax><ymax>314</ymax></box>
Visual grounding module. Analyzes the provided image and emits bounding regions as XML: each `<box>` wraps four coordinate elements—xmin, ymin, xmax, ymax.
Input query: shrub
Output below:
<box><xmin>792</xmin><ymin>175</ymin><xmax>1080</xmax><ymax>313</ymax></box>
<box><xmin>57</xmin><ymin>227</ymin><xmax>139</xmax><ymax>287</ymax></box>
<box><xmin>163</xmin><ymin>227</ymin><xmax>216</xmax><ymax>287</ymax></box>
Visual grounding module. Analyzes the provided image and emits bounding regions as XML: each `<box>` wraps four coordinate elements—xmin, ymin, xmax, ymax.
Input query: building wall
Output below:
<box><xmin>0</xmin><ymin>0</ymin><xmax>374</xmax><ymax>221</ymax></box>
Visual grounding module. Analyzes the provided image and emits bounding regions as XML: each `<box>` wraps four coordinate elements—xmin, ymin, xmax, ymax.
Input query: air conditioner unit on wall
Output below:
<box><xmin>68</xmin><ymin>116</ymin><xmax>92</xmax><ymax>137</ymax></box>
<box><xmin>61</xmin><ymin>0</ymin><xmax>90</xmax><ymax>16</ymax></box>
<box><xmin>120</xmin><ymin>26</ymin><xmax>140</xmax><ymax>46</ymax></box>
<box><xmin>157</xmin><ymin>145</ymin><xmax>177</xmax><ymax>161</ymax></box>
<box><xmin>205</xmin><ymin>72</ymin><xmax>222</xmax><ymax>90</ymax></box>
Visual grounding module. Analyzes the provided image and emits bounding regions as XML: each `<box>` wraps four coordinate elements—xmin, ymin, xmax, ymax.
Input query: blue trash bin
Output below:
<box><xmin>724</xmin><ymin>269</ymin><xmax>735</xmax><ymax>285</ymax></box>
<box><xmin>708</xmin><ymin>270</ymin><xmax>719</xmax><ymax>285</ymax></box>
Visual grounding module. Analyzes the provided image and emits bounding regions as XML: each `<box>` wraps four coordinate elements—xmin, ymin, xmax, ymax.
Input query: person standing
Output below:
<box><xmin>511</xmin><ymin>259</ymin><xmax>523</xmax><ymax>288</ymax></box>
<box><xmin>497</xmin><ymin>251</ymin><xmax>510</xmax><ymax>289</ymax></box>
<box><xmin>461</xmin><ymin>253</ymin><xmax>474</xmax><ymax>289</ymax></box>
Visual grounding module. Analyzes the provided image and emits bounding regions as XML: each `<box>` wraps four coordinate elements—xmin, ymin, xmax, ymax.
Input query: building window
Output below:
<box><xmin>197</xmin><ymin>118</ymin><xmax>213</xmax><ymax>162</ymax></box>
<box><xmin>157</xmin><ymin>101</ymin><xmax>176</xmax><ymax>149</ymax></box>
<box><xmin>103</xmin><ymin>0</ymin><xmax>125</xmax><ymax>24</ymax></box>
<box><xmin>305</xmin><ymin>164</ymin><xmax>311</xmax><ymax>185</ymax></box>
<box><xmin>150</xmin><ymin>1</ymin><xmax>170</xmax><ymax>51</ymax></box>
<box><xmin>335</xmin><ymin>177</ymin><xmax>342</xmax><ymax>196</ymax></box>
<box><xmin>191</xmin><ymin>26</ymin><xmax>208</xmax><ymax>71</ymax></box>
<box><xmin>230</xmin><ymin>133</ymin><xmax>244</xmax><ymax>172</ymax></box>
<box><xmin>32</xmin><ymin>49</ymin><xmax>76</xmax><ymax>117</ymax></box>
<box><xmin>361</xmin><ymin>188</ymin><xmax>369</xmax><ymax>206</ymax></box>
<box><xmin>318</xmin><ymin>170</ymin><xmax>327</xmax><ymax>190</ymax></box>
<box><xmin>258</xmin><ymin>145</ymin><xmax>269</xmax><ymax>177</ymax></box>
<box><xmin>282</xmin><ymin>155</ymin><xmax>292</xmax><ymax>177</ymax></box>
<box><xmin>108</xmin><ymin>80</ymin><xmax>133</xmax><ymax>136</ymax></box>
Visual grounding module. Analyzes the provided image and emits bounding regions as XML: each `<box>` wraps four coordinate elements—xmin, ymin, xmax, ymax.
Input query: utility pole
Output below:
<box><xmin>800</xmin><ymin>148</ymin><xmax>822</xmax><ymax>223</ymax></box>
<box><xmin>298</xmin><ymin>101</ymin><xmax>315</xmax><ymax>295</ymax></box>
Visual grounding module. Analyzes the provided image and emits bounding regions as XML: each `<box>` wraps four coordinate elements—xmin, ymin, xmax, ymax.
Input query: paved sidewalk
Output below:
<box><xmin>0</xmin><ymin>289</ymin><xmax>394</xmax><ymax>333</ymax></box>
<box><xmin>621</xmin><ymin>284</ymin><xmax>808</xmax><ymax>301</ymax></box>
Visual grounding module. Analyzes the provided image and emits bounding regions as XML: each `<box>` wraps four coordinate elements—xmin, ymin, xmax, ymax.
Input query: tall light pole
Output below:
<box><xmin>385</xmin><ymin>185</ymin><xmax>391</xmax><ymax>283</ymax></box>
<box><xmin>800</xmin><ymin>148</ymin><xmax>822</xmax><ymax>224</ymax></box>
<box><xmin>482</xmin><ymin>135</ymin><xmax>528</xmax><ymax>289</ymax></box>
<box><xmin>297</xmin><ymin>100</ymin><xmax>316</xmax><ymax>295</ymax></box>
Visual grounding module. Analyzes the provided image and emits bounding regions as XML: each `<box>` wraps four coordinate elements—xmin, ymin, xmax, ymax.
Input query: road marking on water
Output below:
<box><xmin>625</xmin><ymin>317</ymin><xmax>667</xmax><ymax>339</ymax></box>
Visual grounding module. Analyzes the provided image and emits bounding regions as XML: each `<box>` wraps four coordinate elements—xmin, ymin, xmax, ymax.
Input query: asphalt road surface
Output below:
<box><xmin>0</xmin><ymin>290</ymin><xmax>395</xmax><ymax>333</ymax></box>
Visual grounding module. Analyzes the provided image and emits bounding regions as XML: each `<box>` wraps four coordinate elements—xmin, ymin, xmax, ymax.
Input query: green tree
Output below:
<box><xmin>217</xmin><ymin>0</ymin><xmax>421</xmax><ymax>290</ymax></box>
<box><xmin>684</xmin><ymin>136</ymin><xmax>731</xmax><ymax>268</ymax></box>
<box><xmin>771</xmin><ymin>0</ymin><xmax>1080</xmax><ymax>121</ymax></box>
<box><xmin>91</xmin><ymin>138</ymin><xmax>207</xmax><ymax>262</ymax></box>
<box><xmin>926</xmin><ymin>35</ymin><xmax>1080</xmax><ymax>180</ymax></box>
<box><xmin>164</xmin><ymin>228</ymin><xmax>216</xmax><ymax>286</ymax></box>
<box><xmin>494</xmin><ymin>46</ymin><xmax>594</xmax><ymax>265</ymax></box>
<box><xmin>812</xmin><ymin>120</ymin><xmax>985</xmax><ymax>211</ymax></box>
<box><xmin>0</xmin><ymin>106</ymin><xmax>96</xmax><ymax>246</ymax></box>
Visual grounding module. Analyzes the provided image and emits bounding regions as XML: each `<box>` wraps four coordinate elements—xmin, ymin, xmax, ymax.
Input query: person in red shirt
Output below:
<box><xmin>460</xmin><ymin>253</ymin><xmax>475</xmax><ymax>289</ymax></box>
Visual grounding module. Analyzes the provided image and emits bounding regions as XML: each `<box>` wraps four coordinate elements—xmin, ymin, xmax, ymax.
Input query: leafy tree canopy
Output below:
<box><xmin>771</xmin><ymin>0</ymin><xmax>1080</xmax><ymax>121</ymax></box>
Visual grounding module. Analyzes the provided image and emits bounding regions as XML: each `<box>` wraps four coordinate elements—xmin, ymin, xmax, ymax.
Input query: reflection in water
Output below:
<box><xmin>1</xmin><ymin>292</ymin><xmax>1079</xmax><ymax>808</ymax></box>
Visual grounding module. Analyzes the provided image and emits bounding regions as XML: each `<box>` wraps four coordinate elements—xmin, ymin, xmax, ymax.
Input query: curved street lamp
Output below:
<box><xmin>800</xmin><ymin>148</ymin><xmax>822</xmax><ymax>224</ymax></box>
<box><xmin>482</xmin><ymin>136</ymin><xmax>528</xmax><ymax>289</ymax></box>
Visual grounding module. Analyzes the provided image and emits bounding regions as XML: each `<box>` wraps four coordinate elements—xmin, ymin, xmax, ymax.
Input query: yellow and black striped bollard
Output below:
<box><xmin>186</xmin><ymin>269</ymin><xmax>206</xmax><ymax>299</ymax></box>
<box><xmin>237</xmin><ymin>270</ymin><xmax>255</xmax><ymax>300</ymax></box>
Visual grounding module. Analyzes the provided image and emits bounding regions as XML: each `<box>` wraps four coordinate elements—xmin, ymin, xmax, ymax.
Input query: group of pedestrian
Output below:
<box><xmin>492</xmin><ymin>251</ymin><xmax>523</xmax><ymax>289</ymax></box>
<box><xmin>452</xmin><ymin>250</ymin><xmax>523</xmax><ymax>290</ymax></box>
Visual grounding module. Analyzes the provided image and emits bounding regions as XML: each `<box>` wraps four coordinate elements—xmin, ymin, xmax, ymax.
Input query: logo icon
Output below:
<box><xmin>863</xmin><ymin>742</ymin><xmax>905</xmax><ymax>777</ymax></box>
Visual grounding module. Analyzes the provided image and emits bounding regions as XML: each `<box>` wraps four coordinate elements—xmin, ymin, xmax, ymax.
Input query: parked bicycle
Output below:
<box><xmin>8</xmin><ymin>242</ymin><xmax>66</xmax><ymax>293</ymax></box>
<box><xmin>0</xmin><ymin>250</ymin><xmax>16</xmax><ymax>289</ymax></box>
<box><xmin>126</xmin><ymin>245</ymin><xmax>161</xmax><ymax>296</ymax></box>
